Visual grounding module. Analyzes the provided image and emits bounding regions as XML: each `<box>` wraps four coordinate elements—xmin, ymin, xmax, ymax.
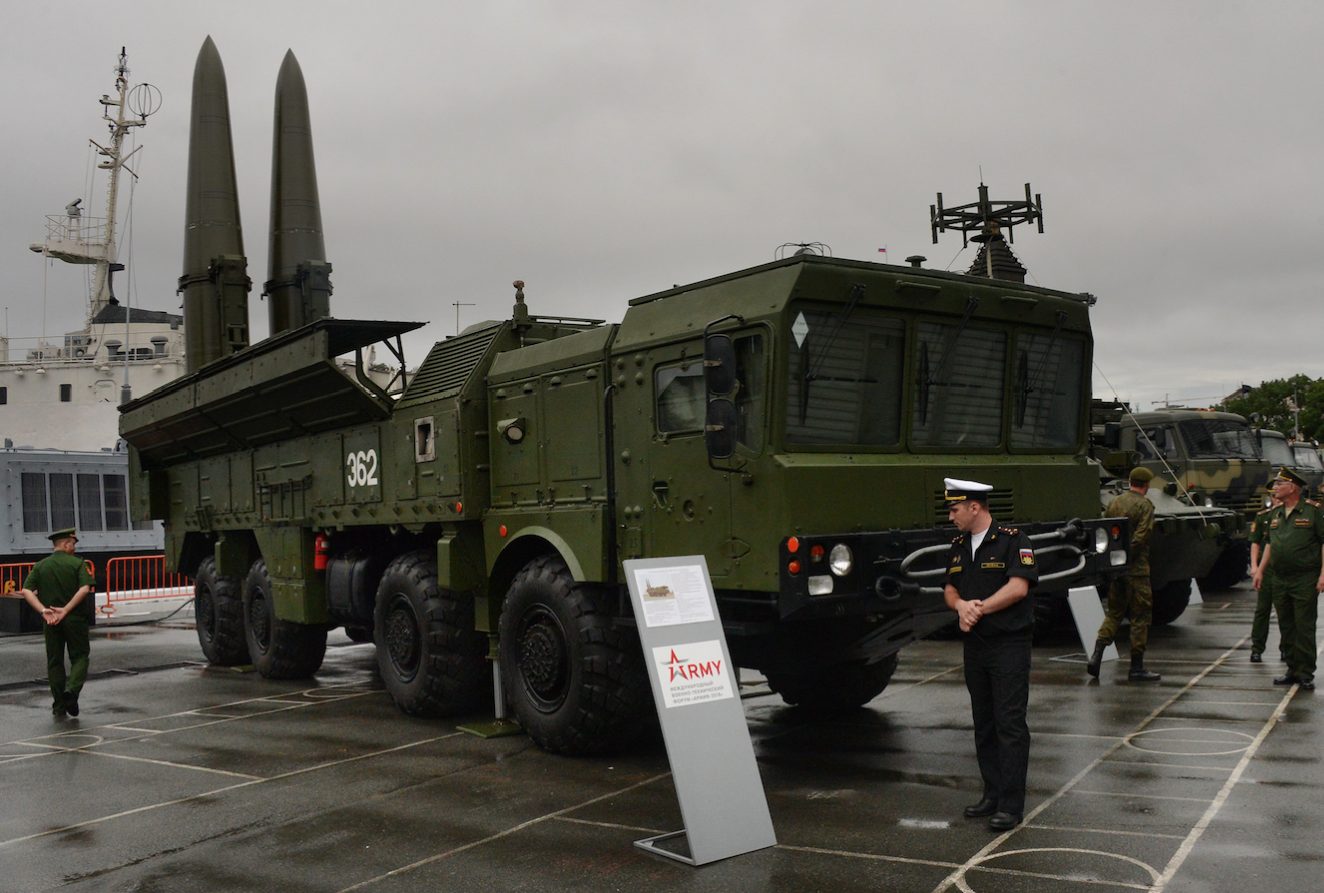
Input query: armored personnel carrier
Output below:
<box><xmin>119</xmin><ymin>42</ymin><xmax>1129</xmax><ymax>754</ymax></box>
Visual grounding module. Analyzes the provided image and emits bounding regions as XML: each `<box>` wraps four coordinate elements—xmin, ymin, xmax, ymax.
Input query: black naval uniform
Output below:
<box><xmin>946</xmin><ymin>525</ymin><xmax>1040</xmax><ymax>820</ymax></box>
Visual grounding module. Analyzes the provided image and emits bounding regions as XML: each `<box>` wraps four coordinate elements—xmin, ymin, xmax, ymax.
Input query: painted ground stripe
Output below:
<box><xmin>927</xmin><ymin>634</ymin><xmax>1251</xmax><ymax>893</ymax></box>
<box><xmin>333</xmin><ymin>771</ymin><xmax>674</xmax><ymax>892</ymax></box>
<box><xmin>1027</xmin><ymin>823</ymin><xmax>1186</xmax><ymax>839</ymax></box>
<box><xmin>1149</xmin><ymin>639</ymin><xmax>1321</xmax><ymax>892</ymax></box>
<box><xmin>0</xmin><ymin>732</ymin><xmax>464</xmax><ymax>849</ymax></box>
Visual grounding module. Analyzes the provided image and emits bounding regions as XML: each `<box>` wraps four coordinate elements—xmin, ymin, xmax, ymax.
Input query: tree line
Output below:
<box><xmin>1219</xmin><ymin>375</ymin><xmax>1324</xmax><ymax>442</ymax></box>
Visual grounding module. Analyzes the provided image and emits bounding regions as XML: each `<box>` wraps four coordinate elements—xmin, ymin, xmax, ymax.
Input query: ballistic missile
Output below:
<box><xmin>179</xmin><ymin>36</ymin><xmax>251</xmax><ymax>373</ymax></box>
<box><xmin>265</xmin><ymin>50</ymin><xmax>331</xmax><ymax>335</ymax></box>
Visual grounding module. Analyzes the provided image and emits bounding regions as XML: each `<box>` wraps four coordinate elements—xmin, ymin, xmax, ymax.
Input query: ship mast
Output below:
<box><xmin>29</xmin><ymin>48</ymin><xmax>160</xmax><ymax>326</ymax></box>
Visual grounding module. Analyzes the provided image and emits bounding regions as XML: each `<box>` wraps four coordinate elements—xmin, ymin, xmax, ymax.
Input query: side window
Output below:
<box><xmin>655</xmin><ymin>361</ymin><xmax>706</xmax><ymax>433</ymax></box>
<box><xmin>734</xmin><ymin>333</ymin><xmax>766</xmax><ymax>450</ymax></box>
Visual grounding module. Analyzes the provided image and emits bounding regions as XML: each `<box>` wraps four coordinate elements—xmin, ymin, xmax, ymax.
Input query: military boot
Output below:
<box><xmin>1086</xmin><ymin>641</ymin><xmax>1108</xmax><ymax>678</ymax></box>
<box><xmin>1128</xmin><ymin>651</ymin><xmax>1161</xmax><ymax>682</ymax></box>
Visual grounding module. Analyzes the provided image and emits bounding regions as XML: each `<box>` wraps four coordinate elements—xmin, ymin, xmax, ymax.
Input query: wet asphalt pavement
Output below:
<box><xmin>0</xmin><ymin>583</ymin><xmax>1320</xmax><ymax>893</ymax></box>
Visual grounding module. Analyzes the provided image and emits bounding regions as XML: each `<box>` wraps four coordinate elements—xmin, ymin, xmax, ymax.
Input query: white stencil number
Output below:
<box><xmin>346</xmin><ymin>449</ymin><xmax>379</xmax><ymax>488</ymax></box>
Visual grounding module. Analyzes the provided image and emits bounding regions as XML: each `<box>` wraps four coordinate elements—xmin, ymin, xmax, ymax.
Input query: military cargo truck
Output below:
<box><xmin>118</xmin><ymin>42</ymin><xmax>1130</xmax><ymax>754</ymax></box>
<box><xmin>1256</xmin><ymin>428</ymin><xmax>1324</xmax><ymax>496</ymax></box>
<box><xmin>1095</xmin><ymin>407</ymin><xmax>1268</xmax><ymax>590</ymax></box>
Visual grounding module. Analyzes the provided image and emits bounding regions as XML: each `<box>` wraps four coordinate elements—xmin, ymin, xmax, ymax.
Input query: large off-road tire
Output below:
<box><xmin>243</xmin><ymin>559</ymin><xmax>327</xmax><ymax>680</ymax></box>
<box><xmin>499</xmin><ymin>554</ymin><xmax>650</xmax><ymax>755</ymax></box>
<box><xmin>194</xmin><ymin>556</ymin><xmax>249</xmax><ymax>666</ymax></box>
<box><xmin>1151</xmin><ymin>578</ymin><xmax>1192</xmax><ymax>626</ymax></box>
<box><xmin>765</xmin><ymin>654</ymin><xmax>899</xmax><ymax>711</ymax></box>
<box><xmin>1198</xmin><ymin>540</ymin><xmax>1250</xmax><ymax>592</ymax></box>
<box><xmin>374</xmin><ymin>550</ymin><xmax>488</xmax><ymax>717</ymax></box>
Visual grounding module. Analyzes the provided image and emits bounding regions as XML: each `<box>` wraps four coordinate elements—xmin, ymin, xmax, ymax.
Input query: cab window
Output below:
<box><xmin>655</xmin><ymin>361</ymin><xmax>705</xmax><ymax>433</ymax></box>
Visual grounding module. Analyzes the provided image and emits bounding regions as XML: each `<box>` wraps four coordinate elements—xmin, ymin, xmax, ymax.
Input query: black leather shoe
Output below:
<box><xmin>1273</xmin><ymin>674</ymin><xmax>1299</xmax><ymax>686</ymax></box>
<box><xmin>65</xmin><ymin>693</ymin><xmax>79</xmax><ymax>717</ymax></box>
<box><xmin>1250</xmin><ymin>652</ymin><xmax>1263</xmax><ymax>663</ymax></box>
<box><xmin>963</xmin><ymin>798</ymin><xmax>998</xmax><ymax>818</ymax></box>
<box><xmin>1299</xmin><ymin>679</ymin><xmax>1316</xmax><ymax>691</ymax></box>
<box><xmin>987</xmin><ymin>812</ymin><xmax>1021</xmax><ymax>831</ymax></box>
<box><xmin>51</xmin><ymin>704</ymin><xmax>66</xmax><ymax>718</ymax></box>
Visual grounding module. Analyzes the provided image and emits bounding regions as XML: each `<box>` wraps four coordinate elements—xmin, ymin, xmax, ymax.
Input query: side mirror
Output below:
<box><xmin>705</xmin><ymin>398</ymin><xmax>739</xmax><ymax>460</ymax></box>
<box><xmin>1102</xmin><ymin>422</ymin><xmax>1120</xmax><ymax>449</ymax></box>
<box><xmin>704</xmin><ymin>334</ymin><xmax>737</xmax><ymax>397</ymax></box>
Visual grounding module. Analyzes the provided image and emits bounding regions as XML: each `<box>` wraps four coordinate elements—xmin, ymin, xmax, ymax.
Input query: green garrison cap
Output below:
<box><xmin>1128</xmin><ymin>467</ymin><xmax>1154</xmax><ymax>483</ymax></box>
<box><xmin>48</xmin><ymin>527</ymin><xmax>77</xmax><ymax>542</ymax></box>
<box><xmin>1273</xmin><ymin>467</ymin><xmax>1307</xmax><ymax>488</ymax></box>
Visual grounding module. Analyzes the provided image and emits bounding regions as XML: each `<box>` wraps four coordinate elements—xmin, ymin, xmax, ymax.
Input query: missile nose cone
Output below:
<box><xmin>267</xmin><ymin>48</ymin><xmax>330</xmax><ymax>334</ymax></box>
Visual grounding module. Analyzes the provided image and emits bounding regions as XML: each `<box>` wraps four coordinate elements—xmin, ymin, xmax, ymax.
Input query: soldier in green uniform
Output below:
<box><xmin>1248</xmin><ymin>489</ymin><xmax>1283</xmax><ymax>663</ymax></box>
<box><xmin>18</xmin><ymin>528</ymin><xmax>95</xmax><ymax>717</ymax></box>
<box><xmin>1088</xmin><ymin>467</ymin><xmax>1161</xmax><ymax>682</ymax></box>
<box><xmin>1252</xmin><ymin>467</ymin><xmax>1324</xmax><ymax>690</ymax></box>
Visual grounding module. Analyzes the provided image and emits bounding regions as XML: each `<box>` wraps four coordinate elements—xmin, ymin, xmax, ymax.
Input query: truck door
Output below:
<box><xmin>612</xmin><ymin>342</ymin><xmax>734</xmax><ymax>576</ymax></box>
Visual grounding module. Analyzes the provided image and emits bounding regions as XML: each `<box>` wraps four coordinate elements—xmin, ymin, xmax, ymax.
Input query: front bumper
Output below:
<box><xmin>776</xmin><ymin>517</ymin><xmax>1130</xmax><ymax>620</ymax></box>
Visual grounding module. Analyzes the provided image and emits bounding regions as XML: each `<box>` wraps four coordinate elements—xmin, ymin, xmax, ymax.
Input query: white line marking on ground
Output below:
<box><xmin>0</xmin><ymin>732</ymin><xmax>464</xmax><ymax>849</ymax></box>
<box><xmin>774</xmin><ymin>843</ymin><xmax>959</xmax><ymax>869</ymax></box>
<box><xmin>334</xmin><ymin>771</ymin><xmax>673</xmax><ymax>892</ymax></box>
<box><xmin>76</xmin><ymin>749</ymin><xmax>262</xmax><ymax>779</ymax></box>
<box><xmin>553</xmin><ymin>816</ymin><xmax>664</xmax><ymax>834</ymax></box>
<box><xmin>928</xmin><ymin>634</ymin><xmax>1252</xmax><ymax>893</ymax></box>
<box><xmin>1149</xmin><ymin>643</ymin><xmax>1319</xmax><ymax>892</ymax></box>
<box><xmin>1027</xmin><ymin>823</ymin><xmax>1186</xmax><ymax>840</ymax></box>
<box><xmin>1070</xmin><ymin>790</ymin><xmax>1212</xmax><ymax>803</ymax></box>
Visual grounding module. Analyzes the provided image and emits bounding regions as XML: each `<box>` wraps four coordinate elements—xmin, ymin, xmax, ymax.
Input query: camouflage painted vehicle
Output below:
<box><xmin>118</xmin><ymin>42</ymin><xmax>1130</xmax><ymax>755</ymax></box>
<box><xmin>1094</xmin><ymin>406</ymin><xmax>1267</xmax><ymax>590</ymax></box>
<box><xmin>1257</xmin><ymin>429</ymin><xmax>1324</xmax><ymax>496</ymax></box>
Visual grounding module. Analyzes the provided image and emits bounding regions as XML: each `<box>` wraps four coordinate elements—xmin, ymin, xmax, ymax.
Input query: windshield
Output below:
<box><xmin>1011</xmin><ymin>334</ymin><xmax>1085</xmax><ymax>449</ymax></box>
<box><xmin>1260</xmin><ymin>434</ymin><xmax>1293</xmax><ymax>466</ymax></box>
<box><xmin>786</xmin><ymin>310</ymin><xmax>905</xmax><ymax>445</ymax></box>
<box><xmin>1293</xmin><ymin>444</ymin><xmax>1323</xmax><ymax>470</ymax></box>
<box><xmin>1177</xmin><ymin>419</ymin><xmax>1262</xmax><ymax>460</ymax></box>
<box><xmin>913</xmin><ymin>321</ymin><xmax>1005</xmax><ymax>447</ymax></box>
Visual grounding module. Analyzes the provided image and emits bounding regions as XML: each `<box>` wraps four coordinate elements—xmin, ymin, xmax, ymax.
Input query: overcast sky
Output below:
<box><xmin>3</xmin><ymin>2</ymin><xmax>1318</xmax><ymax>414</ymax></box>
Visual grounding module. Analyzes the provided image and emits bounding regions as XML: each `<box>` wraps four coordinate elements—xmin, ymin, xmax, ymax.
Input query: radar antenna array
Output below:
<box><xmin>931</xmin><ymin>183</ymin><xmax>1043</xmax><ymax>247</ymax></box>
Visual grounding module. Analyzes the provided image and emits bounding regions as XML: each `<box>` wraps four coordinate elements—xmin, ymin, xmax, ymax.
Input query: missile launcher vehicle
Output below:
<box><xmin>119</xmin><ymin>41</ymin><xmax>1130</xmax><ymax>754</ymax></box>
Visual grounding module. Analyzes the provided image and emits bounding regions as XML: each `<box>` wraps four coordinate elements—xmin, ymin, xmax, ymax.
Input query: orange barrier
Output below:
<box><xmin>100</xmin><ymin>555</ymin><xmax>192</xmax><ymax>618</ymax></box>
<box><xmin>0</xmin><ymin>562</ymin><xmax>37</xmax><ymax>597</ymax></box>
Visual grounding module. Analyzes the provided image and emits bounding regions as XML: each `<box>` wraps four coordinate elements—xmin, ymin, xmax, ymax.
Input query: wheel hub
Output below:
<box><xmin>196</xmin><ymin>587</ymin><xmax>215</xmax><ymax>641</ymax></box>
<box><xmin>384</xmin><ymin>597</ymin><xmax>421</xmax><ymax>679</ymax></box>
<box><xmin>248</xmin><ymin>591</ymin><xmax>271</xmax><ymax>652</ymax></box>
<box><xmin>517</xmin><ymin>606</ymin><xmax>569</xmax><ymax>708</ymax></box>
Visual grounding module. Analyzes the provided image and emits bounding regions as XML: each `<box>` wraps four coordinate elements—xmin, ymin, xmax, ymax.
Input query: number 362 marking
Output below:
<box><xmin>346</xmin><ymin>449</ymin><xmax>379</xmax><ymax>487</ymax></box>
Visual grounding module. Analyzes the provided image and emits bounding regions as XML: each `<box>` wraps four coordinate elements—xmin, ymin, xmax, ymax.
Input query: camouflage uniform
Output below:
<box><xmin>1263</xmin><ymin>499</ymin><xmax>1324</xmax><ymax>685</ymax></box>
<box><xmin>1097</xmin><ymin>488</ymin><xmax>1155</xmax><ymax>654</ymax></box>
<box><xmin>1247</xmin><ymin>508</ymin><xmax>1277</xmax><ymax>657</ymax></box>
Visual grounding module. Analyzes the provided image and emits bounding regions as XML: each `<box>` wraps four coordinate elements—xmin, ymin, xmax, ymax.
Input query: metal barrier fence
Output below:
<box><xmin>100</xmin><ymin>555</ymin><xmax>192</xmax><ymax>618</ymax></box>
<box><xmin>0</xmin><ymin>561</ymin><xmax>37</xmax><ymax>596</ymax></box>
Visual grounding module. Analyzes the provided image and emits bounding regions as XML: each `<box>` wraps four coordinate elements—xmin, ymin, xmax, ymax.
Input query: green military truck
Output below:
<box><xmin>120</xmin><ymin>263</ymin><xmax>1130</xmax><ymax>753</ymax></box>
<box><xmin>1096</xmin><ymin>408</ymin><xmax>1268</xmax><ymax>590</ymax></box>
<box><xmin>119</xmin><ymin>42</ymin><xmax>1129</xmax><ymax>754</ymax></box>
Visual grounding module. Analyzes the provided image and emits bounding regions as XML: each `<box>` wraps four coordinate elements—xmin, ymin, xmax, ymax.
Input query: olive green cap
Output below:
<box><xmin>1128</xmin><ymin>467</ymin><xmax>1154</xmax><ymax>483</ymax></box>
<box><xmin>48</xmin><ymin>527</ymin><xmax>77</xmax><ymax>542</ymax></box>
<box><xmin>1273</xmin><ymin>467</ymin><xmax>1307</xmax><ymax>488</ymax></box>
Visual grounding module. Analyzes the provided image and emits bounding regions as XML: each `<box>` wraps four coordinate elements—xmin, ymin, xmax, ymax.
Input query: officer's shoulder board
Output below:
<box><xmin>999</xmin><ymin>526</ymin><xmax>1019</xmax><ymax>535</ymax></box>
<box><xmin>951</xmin><ymin>534</ymin><xmax>962</xmax><ymax>544</ymax></box>
<box><xmin>1309</xmin><ymin>499</ymin><xmax>1322</xmax><ymax>508</ymax></box>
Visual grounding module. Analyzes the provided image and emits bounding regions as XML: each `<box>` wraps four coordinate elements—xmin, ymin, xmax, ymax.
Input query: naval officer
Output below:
<box><xmin>943</xmin><ymin>478</ymin><xmax>1039</xmax><ymax>831</ymax></box>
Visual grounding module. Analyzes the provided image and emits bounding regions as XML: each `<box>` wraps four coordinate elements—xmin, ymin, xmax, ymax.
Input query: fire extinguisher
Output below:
<box><xmin>314</xmin><ymin>533</ymin><xmax>330</xmax><ymax>571</ymax></box>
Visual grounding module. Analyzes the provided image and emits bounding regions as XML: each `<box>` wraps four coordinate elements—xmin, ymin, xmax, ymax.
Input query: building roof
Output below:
<box><xmin>91</xmin><ymin>304</ymin><xmax>183</xmax><ymax>328</ymax></box>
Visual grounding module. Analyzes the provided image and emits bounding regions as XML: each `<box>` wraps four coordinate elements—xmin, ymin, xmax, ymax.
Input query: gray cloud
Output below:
<box><xmin>3</xmin><ymin>2</ymin><xmax>1320</xmax><ymax>415</ymax></box>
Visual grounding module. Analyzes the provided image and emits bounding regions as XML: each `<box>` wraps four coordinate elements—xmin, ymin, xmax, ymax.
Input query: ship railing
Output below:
<box><xmin>42</xmin><ymin>214</ymin><xmax>109</xmax><ymax>246</ymax></box>
<box><xmin>100</xmin><ymin>555</ymin><xmax>192</xmax><ymax>618</ymax></box>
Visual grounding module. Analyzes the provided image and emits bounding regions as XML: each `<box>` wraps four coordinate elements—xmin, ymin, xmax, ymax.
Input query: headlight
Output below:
<box><xmin>1095</xmin><ymin>527</ymin><xmax>1109</xmax><ymax>554</ymax></box>
<box><xmin>829</xmin><ymin>543</ymin><xmax>853</xmax><ymax>576</ymax></box>
<box><xmin>808</xmin><ymin>575</ymin><xmax>833</xmax><ymax>595</ymax></box>
<box><xmin>1110</xmin><ymin>550</ymin><xmax>1127</xmax><ymax>566</ymax></box>
<box><xmin>1204</xmin><ymin>497</ymin><xmax>1214</xmax><ymax>508</ymax></box>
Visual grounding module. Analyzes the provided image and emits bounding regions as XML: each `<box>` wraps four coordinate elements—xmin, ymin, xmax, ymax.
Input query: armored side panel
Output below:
<box><xmin>179</xmin><ymin>37</ymin><xmax>250</xmax><ymax>372</ymax></box>
<box><xmin>483</xmin><ymin>325</ymin><xmax>617</xmax><ymax>622</ymax></box>
<box><xmin>265</xmin><ymin>50</ymin><xmax>330</xmax><ymax>335</ymax></box>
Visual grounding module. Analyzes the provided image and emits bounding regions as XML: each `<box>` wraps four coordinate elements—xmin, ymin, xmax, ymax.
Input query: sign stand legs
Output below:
<box><xmin>634</xmin><ymin>830</ymin><xmax>696</xmax><ymax>865</ymax></box>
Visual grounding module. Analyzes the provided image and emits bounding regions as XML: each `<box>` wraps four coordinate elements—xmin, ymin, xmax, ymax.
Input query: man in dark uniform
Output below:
<box><xmin>1248</xmin><ymin>488</ymin><xmax>1283</xmax><ymax>663</ymax></box>
<box><xmin>1252</xmin><ymin>467</ymin><xmax>1324</xmax><ymax>690</ymax></box>
<box><xmin>1088</xmin><ymin>467</ymin><xmax>1161</xmax><ymax>682</ymax></box>
<box><xmin>943</xmin><ymin>478</ymin><xmax>1039</xmax><ymax>831</ymax></box>
<box><xmin>18</xmin><ymin>528</ymin><xmax>95</xmax><ymax>717</ymax></box>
